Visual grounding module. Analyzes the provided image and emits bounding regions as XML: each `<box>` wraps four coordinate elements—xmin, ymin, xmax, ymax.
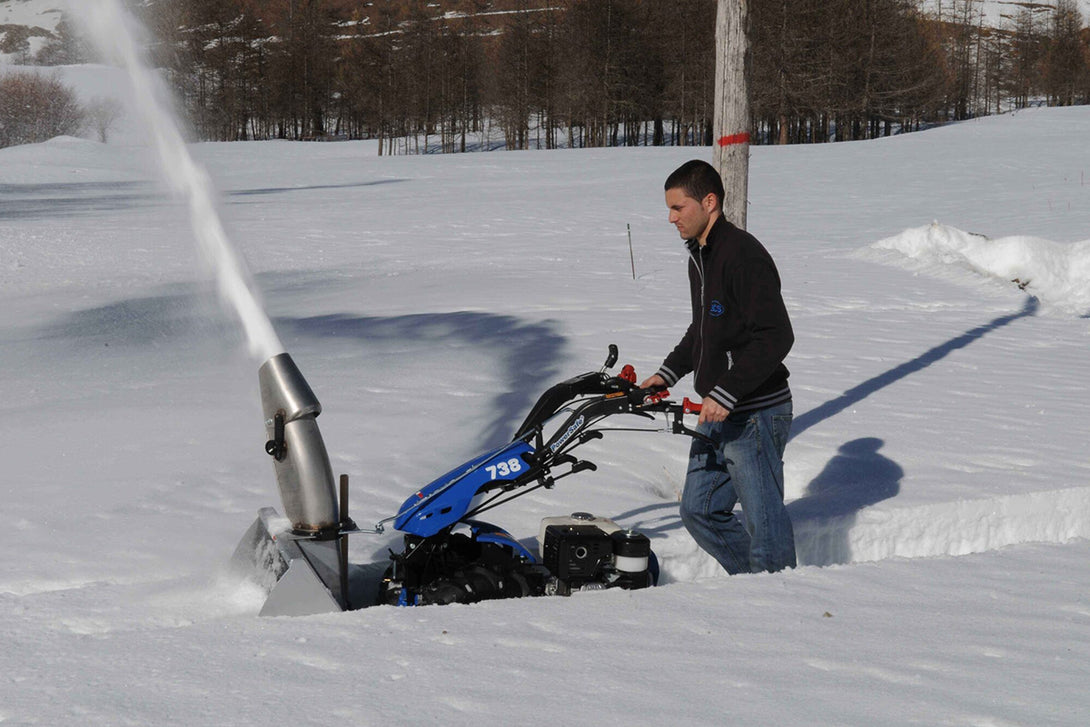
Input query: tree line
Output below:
<box><xmin>134</xmin><ymin>0</ymin><xmax>721</xmax><ymax>151</ymax></box>
<box><xmin>20</xmin><ymin>0</ymin><xmax>1090</xmax><ymax>150</ymax></box>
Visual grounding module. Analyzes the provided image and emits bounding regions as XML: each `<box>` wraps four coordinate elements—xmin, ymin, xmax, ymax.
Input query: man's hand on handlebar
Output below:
<box><xmin>637</xmin><ymin>371</ymin><xmax>730</xmax><ymax>424</ymax></box>
<box><xmin>639</xmin><ymin>373</ymin><xmax>667</xmax><ymax>391</ymax></box>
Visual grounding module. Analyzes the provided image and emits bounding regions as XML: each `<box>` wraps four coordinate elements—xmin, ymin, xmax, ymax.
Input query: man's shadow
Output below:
<box><xmin>790</xmin><ymin>296</ymin><xmax>1038</xmax><ymax>440</ymax></box>
<box><xmin>787</xmin><ymin>437</ymin><xmax>903</xmax><ymax>566</ymax></box>
<box><xmin>613</xmin><ymin>437</ymin><xmax>903</xmax><ymax>567</ymax></box>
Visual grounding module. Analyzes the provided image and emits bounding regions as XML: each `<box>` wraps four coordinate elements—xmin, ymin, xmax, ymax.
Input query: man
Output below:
<box><xmin>640</xmin><ymin>159</ymin><xmax>796</xmax><ymax>574</ymax></box>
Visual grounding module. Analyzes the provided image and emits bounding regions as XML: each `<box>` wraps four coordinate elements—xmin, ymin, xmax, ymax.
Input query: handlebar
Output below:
<box><xmin>462</xmin><ymin>346</ymin><xmax>714</xmax><ymax>524</ymax></box>
<box><xmin>516</xmin><ymin>345</ymin><xmax>708</xmax><ymax>442</ymax></box>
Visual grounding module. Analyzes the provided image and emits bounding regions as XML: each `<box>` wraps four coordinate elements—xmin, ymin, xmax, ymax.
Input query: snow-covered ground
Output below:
<box><xmin>2</xmin><ymin>60</ymin><xmax>1090</xmax><ymax>724</ymax></box>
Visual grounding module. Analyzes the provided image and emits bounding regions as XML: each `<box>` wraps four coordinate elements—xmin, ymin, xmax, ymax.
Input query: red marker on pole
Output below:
<box><xmin>717</xmin><ymin>132</ymin><xmax>751</xmax><ymax>147</ymax></box>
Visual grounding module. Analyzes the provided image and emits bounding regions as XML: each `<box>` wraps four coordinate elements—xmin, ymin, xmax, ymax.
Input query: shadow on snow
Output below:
<box><xmin>274</xmin><ymin>311</ymin><xmax>565</xmax><ymax>449</ymax></box>
<box><xmin>0</xmin><ymin>178</ymin><xmax>409</xmax><ymax>220</ymax></box>
<box><xmin>787</xmin><ymin>437</ymin><xmax>903</xmax><ymax>566</ymax></box>
<box><xmin>28</xmin><ymin>281</ymin><xmax>566</xmax><ymax>450</ymax></box>
<box><xmin>790</xmin><ymin>295</ymin><xmax>1039</xmax><ymax>440</ymax></box>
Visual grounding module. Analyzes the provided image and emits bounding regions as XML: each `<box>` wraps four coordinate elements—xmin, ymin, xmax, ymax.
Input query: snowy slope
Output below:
<box><xmin>0</xmin><ymin>0</ymin><xmax>63</xmax><ymax>30</ymax></box>
<box><xmin>0</xmin><ymin>0</ymin><xmax>63</xmax><ymax>61</ymax></box>
<box><xmin>1</xmin><ymin>65</ymin><xmax>1089</xmax><ymax>725</ymax></box>
<box><xmin>0</xmin><ymin>0</ymin><xmax>62</xmax><ymax>33</ymax></box>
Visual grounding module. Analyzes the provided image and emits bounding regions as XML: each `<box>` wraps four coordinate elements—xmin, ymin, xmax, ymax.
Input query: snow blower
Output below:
<box><xmin>232</xmin><ymin>345</ymin><xmax>705</xmax><ymax>616</ymax></box>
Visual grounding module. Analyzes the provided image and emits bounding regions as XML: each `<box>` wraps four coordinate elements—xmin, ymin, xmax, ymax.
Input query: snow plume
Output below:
<box><xmin>868</xmin><ymin>222</ymin><xmax>1090</xmax><ymax>316</ymax></box>
<box><xmin>70</xmin><ymin>0</ymin><xmax>285</xmax><ymax>361</ymax></box>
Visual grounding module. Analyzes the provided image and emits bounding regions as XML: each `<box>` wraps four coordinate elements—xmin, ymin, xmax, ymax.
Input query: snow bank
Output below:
<box><xmin>866</xmin><ymin>222</ymin><xmax>1090</xmax><ymax>316</ymax></box>
<box><xmin>796</xmin><ymin>484</ymin><xmax>1090</xmax><ymax>566</ymax></box>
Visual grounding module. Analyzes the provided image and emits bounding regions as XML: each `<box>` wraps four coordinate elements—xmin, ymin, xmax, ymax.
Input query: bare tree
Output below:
<box><xmin>0</xmin><ymin>25</ymin><xmax>32</xmax><ymax>63</ymax></box>
<box><xmin>0</xmin><ymin>73</ymin><xmax>86</xmax><ymax>148</ymax></box>
<box><xmin>85</xmin><ymin>96</ymin><xmax>124</xmax><ymax>143</ymax></box>
<box><xmin>1042</xmin><ymin>0</ymin><xmax>1087</xmax><ymax>106</ymax></box>
<box><xmin>494</xmin><ymin>4</ymin><xmax>534</xmax><ymax>150</ymax></box>
<box><xmin>1004</xmin><ymin>6</ymin><xmax>1048</xmax><ymax>109</ymax></box>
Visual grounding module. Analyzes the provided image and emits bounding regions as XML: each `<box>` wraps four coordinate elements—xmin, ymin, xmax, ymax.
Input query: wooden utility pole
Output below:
<box><xmin>712</xmin><ymin>0</ymin><xmax>751</xmax><ymax>230</ymax></box>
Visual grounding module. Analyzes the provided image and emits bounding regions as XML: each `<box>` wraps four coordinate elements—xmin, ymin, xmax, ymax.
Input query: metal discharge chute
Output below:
<box><xmin>232</xmin><ymin>353</ymin><xmax>350</xmax><ymax>616</ymax></box>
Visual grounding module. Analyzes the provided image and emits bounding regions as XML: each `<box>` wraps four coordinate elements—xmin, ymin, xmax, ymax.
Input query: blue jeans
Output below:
<box><xmin>680</xmin><ymin>401</ymin><xmax>795</xmax><ymax>574</ymax></box>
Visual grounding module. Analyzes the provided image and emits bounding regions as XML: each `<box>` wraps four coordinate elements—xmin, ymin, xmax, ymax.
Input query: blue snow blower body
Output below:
<box><xmin>392</xmin><ymin>439</ymin><xmax>537</xmax><ymax>539</ymax></box>
<box><xmin>233</xmin><ymin>345</ymin><xmax>706</xmax><ymax>615</ymax></box>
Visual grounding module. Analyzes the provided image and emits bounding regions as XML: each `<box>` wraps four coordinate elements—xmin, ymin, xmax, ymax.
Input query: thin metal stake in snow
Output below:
<box><xmin>628</xmin><ymin>223</ymin><xmax>636</xmax><ymax>280</ymax></box>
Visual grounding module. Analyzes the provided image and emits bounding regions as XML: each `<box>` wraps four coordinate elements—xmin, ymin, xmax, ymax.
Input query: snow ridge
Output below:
<box><xmin>868</xmin><ymin>222</ymin><xmax>1090</xmax><ymax>317</ymax></box>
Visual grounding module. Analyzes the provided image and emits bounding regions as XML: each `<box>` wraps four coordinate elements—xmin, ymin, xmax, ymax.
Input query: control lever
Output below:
<box><xmin>601</xmin><ymin>344</ymin><xmax>619</xmax><ymax>371</ymax></box>
<box><xmin>571</xmin><ymin>460</ymin><xmax>597</xmax><ymax>474</ymax></box>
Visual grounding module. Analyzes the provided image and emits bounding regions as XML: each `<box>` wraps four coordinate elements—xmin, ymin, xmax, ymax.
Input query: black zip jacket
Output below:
<box><xmin>655</xmin><ymin>216</ymin><xmax>793</xmax><ymax>413</ymax></box>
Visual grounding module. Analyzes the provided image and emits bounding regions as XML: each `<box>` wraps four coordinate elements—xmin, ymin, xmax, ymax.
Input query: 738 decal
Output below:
<box><xmin>485</xmin><ymin>458</ymin><xmax>524</xmax><ymax>480</ymax></box>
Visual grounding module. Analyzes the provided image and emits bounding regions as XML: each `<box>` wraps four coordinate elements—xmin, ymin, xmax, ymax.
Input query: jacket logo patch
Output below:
<box><xmin>709</xmin><ymin>300</ymin><xmax>725</xmax><ymax>317</ymax></box>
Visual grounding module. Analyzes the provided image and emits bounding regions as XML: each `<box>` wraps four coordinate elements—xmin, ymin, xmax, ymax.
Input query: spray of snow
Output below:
<box><xmin>869</xmin><ymin>222</ymin><xmax>1090</xmax><ymax>316</ymax></box>
<box><xmin>71</xmin><ymin>0</ymin><xmax>285</xmax><ymax>361</ymax></box>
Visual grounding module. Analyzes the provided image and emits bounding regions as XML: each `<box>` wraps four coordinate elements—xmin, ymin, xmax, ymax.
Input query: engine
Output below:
<box><xmin>538</xmin><ymin>512</ymin><xmax>655</xmax><ymax>596</ymax></box>
<box><xmin>380</xmin><ymin>513</ymin><xmax>656</xmax><ymax>607</ymax></box>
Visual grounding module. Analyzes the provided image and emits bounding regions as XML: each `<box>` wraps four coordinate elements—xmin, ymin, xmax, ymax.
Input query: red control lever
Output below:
<box><xmin>644</xmin><ymin>388</ymin><xmax>670</xmax><ymax>405</ymax></box>
<box><xmin>682</xmin><ymin>397</ymin><xmax>702</xmax><ymax>415</ymax></box>
<box><xmin>619</xmin><ymin>364</ymin><xmax>637</xmax><ymax>384</ymax></box>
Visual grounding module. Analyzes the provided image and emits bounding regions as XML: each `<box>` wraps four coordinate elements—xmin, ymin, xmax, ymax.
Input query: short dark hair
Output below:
<box><xmin>664</xmin><ymin>160</ymin><xmax>724</xmax><ymax>209</ymax></box>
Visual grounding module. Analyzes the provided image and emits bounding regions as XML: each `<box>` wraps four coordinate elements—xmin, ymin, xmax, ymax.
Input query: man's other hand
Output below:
<box><xmin>698</xmin><ymin>398</ymin><xmax>730</xmax><ymax>425</ymax></box>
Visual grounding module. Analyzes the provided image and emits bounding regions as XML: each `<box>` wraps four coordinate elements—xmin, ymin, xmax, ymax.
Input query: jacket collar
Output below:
<box><xmin>683</xmin><ymin>214</ymin><xmax>728</xmax><ymax>254</ymax></box>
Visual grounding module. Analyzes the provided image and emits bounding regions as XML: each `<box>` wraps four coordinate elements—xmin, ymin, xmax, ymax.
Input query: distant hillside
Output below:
<box><xmin>920</xmin><ymin>0</ymin><xmax>1090</xmax><ymax>27</ymax></box>
<box><xmin>0</xmin><ymin>0</ymin><xmax>563</xmax><ymax>65</ymax></box>
<box><xmin>0</xmin><ymin>0</ymin><xmax>67</xmax><ymax>63</ymax></box>
<box><xmin>4</xmin><ymin>0</ymin><xmax>1088</xmax><ymax>67</ymax></box>
<box><xmin>0</xmin><ymin>0</ymin><xmax>62</xmax><ymax>31</ymax></box>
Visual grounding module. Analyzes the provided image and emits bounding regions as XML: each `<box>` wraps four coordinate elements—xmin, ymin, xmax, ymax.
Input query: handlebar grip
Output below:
<box><xmin>604</xmin><ymin>344</ymin><xmax>619</xmax><ymax>370</ymax></box>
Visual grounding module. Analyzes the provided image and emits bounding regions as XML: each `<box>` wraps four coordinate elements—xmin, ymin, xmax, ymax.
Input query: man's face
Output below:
<box><xmin>665</xmin><ymin>187</ymin><xmax>716</xmax><ymax>243</ymax></box>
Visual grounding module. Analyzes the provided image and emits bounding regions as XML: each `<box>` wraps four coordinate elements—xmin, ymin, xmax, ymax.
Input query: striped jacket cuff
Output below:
<box><xmin>708</xmin><ymin>386</ymin><xmax>738</xmax><ymax>410</ymax></box>
<box><xmin>656</xmin><ymin>365</ymin><xmax>681</xmax><ymax>387</ymax></box>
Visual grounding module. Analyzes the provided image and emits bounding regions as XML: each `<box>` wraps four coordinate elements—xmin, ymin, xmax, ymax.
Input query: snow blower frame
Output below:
<box><xmin>232</xmin><ymin>345</ymin><xmax>705</xmax><ymax>616</ymax></box>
